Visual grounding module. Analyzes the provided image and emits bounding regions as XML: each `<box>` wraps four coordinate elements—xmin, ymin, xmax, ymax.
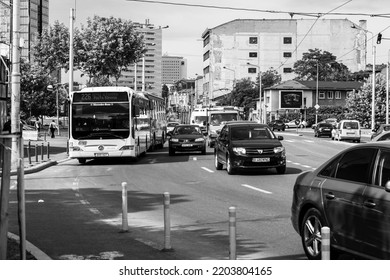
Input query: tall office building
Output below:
<box><xmin>0</xmin><ymin>0</ymin><xmax>49</xmax><ymax>61</ymax></box>
<box><xmin>202</xmin><ymin>18</ymin><xmax>366</xmax><ymax>103</ymax></box>
<box><xmin>117</xmin><ymin>20</ymin><xmax>167</xmax><ymax>96</ymax></box>
<box><xmin>162</xmin><ymin>55</ymin><xmax>187</xmax><ymax>85</ymax></box>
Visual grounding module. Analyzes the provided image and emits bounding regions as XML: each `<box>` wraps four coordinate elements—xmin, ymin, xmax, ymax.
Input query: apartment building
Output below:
<box><xmin>116</xmin><ymin>20</ymin><xmax>167</xmax><ymax>96</ymax></box>
<box><xmin>201</xmin><ymin>18</ymin><xmax>367</xmax><ymax>103</ymax></box>
<box><xmin>162</xmin><ymin>55</ymin><xmax>187</xmax><ymax>85</ymax></box>
<box><xmin>0</xmin><ymin>0</ymin><xmax>49</xmax><ymax>61</ymax></box>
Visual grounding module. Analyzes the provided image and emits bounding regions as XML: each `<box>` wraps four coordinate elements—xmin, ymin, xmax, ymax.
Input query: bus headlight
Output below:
<box><xmin>233</xmin><ymin>147</ymin><xmax>246</xmax><ymax>155</ymax></box>
<box><xmin>120</xmin><ymin>145</ymin><xmax>134</xmax><ymax>150</ymax></box>
<box><xmin>72</xmin><ymin>146</ymin><xmax>83</xmax><ymax>151</ymax></box>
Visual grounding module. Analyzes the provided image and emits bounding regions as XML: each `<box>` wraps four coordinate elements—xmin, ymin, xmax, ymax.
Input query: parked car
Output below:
<box><xmin>371</xmin><ymin>131</ymin><xmax>390</xmax><ymax>142</ymax></box>
<box><xmin>268</xmin><ymin>119</ymin><xmax>285</xmax><ymax>131</ymax></box>
<box><xmin>371</xmin><ymin>124</ymin><xmax>390</xmax><ymax>140</ymax></box>
<box><xmin>214</xmin><ymin>121</ymin><xmax>286</xmax><ymax>175</ymax></box>
<box><xmin>285</xmin><ymin>119</ymin><xmax>307</xmax><ymax>129</ymax></box>
<box><xmin>314</xmin><ymin>122</ymin><xmax>333</xmax><ymax>138</ymax></box>
<box><xmin>312</xmin><ymin>118</ymin><xmax>337</xmax><ymax>129</ymax></box>
<box><xmin>166</xmin><ymin>121</ymin><xmax>180</xmax><ymax>134</ymax></box>
<box><xmin>291</xmin><ymin>142</ymin><xmax>390</xmax><ymax>260</ymax></box>
<box><xmin>331</xmin><ymin>120</ymin><xmax>361</xmax><ymax>142</ymax></box>
<box><xmin>167</xmin><ymin>124</ymin><xmax>206</xmax><ymax>156</ymax></box>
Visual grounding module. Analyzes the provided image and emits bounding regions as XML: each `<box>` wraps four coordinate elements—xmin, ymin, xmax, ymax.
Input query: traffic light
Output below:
<box><xmin>377</xmin><ymin>33</ymin><xmax>382</xmax><ymax>44</ymax></box>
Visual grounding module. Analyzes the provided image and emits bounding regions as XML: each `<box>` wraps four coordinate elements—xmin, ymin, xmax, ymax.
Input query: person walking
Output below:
<box><xmin>49</xmin><ymin>120</ymin><xmax>57</xmax><ymax>138</ymax></box>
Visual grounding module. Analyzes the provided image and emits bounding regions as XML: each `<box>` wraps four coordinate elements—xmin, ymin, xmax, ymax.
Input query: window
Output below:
<box><xmin>249</xmin><ymin>52</ymin><xmax>258</xmax><ymax>58</ymax></box>
<box><xmin>283</xmin><ymin>68</ymin><xmax>292</xmax><ymax>73</ymax></box>
<box><xmin>335</xmin><ymin>148</ymin><xmax>376</xmax><ymax>184</ymax></box>
<box><xmin>248</xmin><ymin>68</ymin><xmax>257</xmax><ymax>74</ymax></box>
<box><xmin>375</xmin><ymin>150</ymin><xmax>390</xmax><ymax>186</ymax></box>
<box><xmin>319</xmin><ymin>91</ymin><xmax>325</xmax><ymax>99</ymax></box>
<box><xmin>327</xmin><ymin>91</ymin><xmax>334</xmax><ymax>99</ymax></box>
<box><xmin>283</xmin><ymin>52</ymin><xmax>292</xmax><ymax>58</ymax></box>
<box><xmin>283</xmin><ymin>37</ymin><xmax>292</xmax><ymax>44</ymax></box>
<box><xmin>203</xmin><ymin>51</ymin><xmax>210</xmax><ymax>61</ymax></box>
<box><xmin>335</xmin><ymin>91</ymin><xmax>341</xmax><ymax>99</ymax></box>
<box><xmin>249</xmin><ymin>37</ymin><xmax>258</xmax><ymax>44</ymax></box>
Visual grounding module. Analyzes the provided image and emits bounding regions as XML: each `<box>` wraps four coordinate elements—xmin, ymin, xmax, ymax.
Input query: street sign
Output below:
<box><xmin>314</xmin><ymin>104</ymin><xmax>320</xmax><ymax>110</ymax></box>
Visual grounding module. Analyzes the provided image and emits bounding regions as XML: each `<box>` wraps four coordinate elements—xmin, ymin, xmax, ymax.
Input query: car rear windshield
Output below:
<box><xmin>343</xmin><ymin>122</ymin><xmax>359</xmax><ymax>129</ymax></box>
<box><xmin>231</xmin><ymin>126</ymin><xmax>275</xmax><ymax>140</ymax></box>
<box><xmin>318</xmin><ymin>123</ymin><xmax>333</xmax><ymax>128</ymax></box>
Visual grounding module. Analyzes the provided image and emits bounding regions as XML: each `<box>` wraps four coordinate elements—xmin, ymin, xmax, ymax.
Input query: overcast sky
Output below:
<box><xmin>49</xmin><ymin>0</ymin><xmax>390</xmax><ymax>78</ymax></box>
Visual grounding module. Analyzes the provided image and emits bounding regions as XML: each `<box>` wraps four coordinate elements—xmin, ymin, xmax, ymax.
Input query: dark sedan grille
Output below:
<box><xmin>245</xmin><ymin>148</ymin><xmax>274</xmax><ymax>155</ymax></box>
<box><xmin>178</xmin><ymin>139</ymin><xmax>196</xmax><ymax>143</ymax></box>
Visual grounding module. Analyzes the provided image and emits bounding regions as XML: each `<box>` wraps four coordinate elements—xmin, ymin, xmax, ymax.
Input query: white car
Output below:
<box><xmin>285</xmin><ymin>120</ymin><xmax>307</xmax><ymax>129</ymax></box>
<box><xmin>166</xmin><ymin>122</ymin><xmax>180</xmax><ymax>133</ymax></box>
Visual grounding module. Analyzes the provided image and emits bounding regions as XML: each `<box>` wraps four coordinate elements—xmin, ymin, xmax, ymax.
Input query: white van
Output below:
<box><xmin>332</xmin><ymin>120</ymin><xmax>361</xmax><ymax>142</ymax></box>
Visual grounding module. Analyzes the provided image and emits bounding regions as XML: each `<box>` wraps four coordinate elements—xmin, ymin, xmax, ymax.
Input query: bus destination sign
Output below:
<box><xmin>73</xmin><ymin>91</ymin><xmax>129</xmax><ymax>102</ymax></box>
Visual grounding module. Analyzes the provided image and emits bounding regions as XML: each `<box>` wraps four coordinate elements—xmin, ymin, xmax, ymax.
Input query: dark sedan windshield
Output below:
<box><xmin>173</xmin><ymin>126</ymin><xmax>202</xmax><ymax>135</ymax></box>
<box><xmin>231</xmin><ymin>126</ymin><xmax>275</xmax><ymax>140</ymax></box>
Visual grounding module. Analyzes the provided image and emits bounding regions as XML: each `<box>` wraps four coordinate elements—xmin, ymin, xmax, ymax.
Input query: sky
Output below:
<box><xmin>49</xmin><ymin>0</ymin><xmax>390</xmax><ymax>78</ymax></box>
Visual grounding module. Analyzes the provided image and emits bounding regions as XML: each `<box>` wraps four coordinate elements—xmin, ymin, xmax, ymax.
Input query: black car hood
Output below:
<box><xmin>172</xmin><ymin>134</ymin><xmax>203</xmax><ymax>140</ymax></box>
<box><xmin>231</xmin><ymin>139</ymin><xmax>282</xmax><ymax>148</ymax></box>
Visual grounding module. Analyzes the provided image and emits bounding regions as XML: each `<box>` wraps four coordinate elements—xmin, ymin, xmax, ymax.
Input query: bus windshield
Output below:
<box><xmin>210</xmin><ymin>113</ymin><xmax>237</xmax><ymax>125</ymax></box>
<box><xmin>72</xmin><ymin>103</ymin><xmax>130</xmax><ymax>139</ymax></box>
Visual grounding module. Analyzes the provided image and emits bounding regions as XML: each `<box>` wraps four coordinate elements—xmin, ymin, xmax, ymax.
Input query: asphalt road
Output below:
<box><xmin>7</xmin><ymin>129</ymin><xmax>359</xmax><ymax>260</ymax></box>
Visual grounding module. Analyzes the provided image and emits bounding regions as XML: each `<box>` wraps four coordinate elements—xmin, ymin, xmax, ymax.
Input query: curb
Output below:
<box><xmin>7</xmin><ymin>232</ymin><xmax>52</xmax><ymax>260</ymax></box>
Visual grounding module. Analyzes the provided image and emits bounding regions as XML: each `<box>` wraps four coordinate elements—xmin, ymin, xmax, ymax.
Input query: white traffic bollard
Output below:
<box><xmin>321</xmin><ymin>226</ymin><xmax>330</xmax><ymax>260</ymax></box>
<box><xmin>162</xmin><ymin>192</ymin><xmax>173</xmax><ymax>251</ymax></box>
<box><xmin>121</xmin><ymin>182</ymin><xmax>129</xmax><ymax>232</ymax></box>
<box><xmin>229</xmin><ymin>206</ymin><xmax>237</xmax><ymax>260</ymax></box>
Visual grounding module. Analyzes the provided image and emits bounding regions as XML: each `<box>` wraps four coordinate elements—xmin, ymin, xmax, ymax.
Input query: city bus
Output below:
<box><xmin>68</xmin><ymin>86</ymin><xmax>166</xmax><ymax>164</ymax></box>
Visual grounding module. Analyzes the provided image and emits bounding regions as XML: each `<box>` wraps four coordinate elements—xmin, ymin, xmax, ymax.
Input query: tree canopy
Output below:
<box><xmin>293</xmin><ymin>48</ymin><xmax>351</xmax><ymax>81</ymax></box>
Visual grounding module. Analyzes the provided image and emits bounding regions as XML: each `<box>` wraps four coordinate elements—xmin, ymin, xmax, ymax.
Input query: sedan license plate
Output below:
<box><xmin>182</xmin><ymin>144</ymin><xmax>193</xmax><ymax>147</ymax></box>
<box><xmin>253</xmin><ymin>157</ymin><xmax>270</xmax><ymax>162</ymax></box>
<box><xmin>94</xmin><ymin>153</ymin><xmax>109</xmax><ymax>157</ymax></box>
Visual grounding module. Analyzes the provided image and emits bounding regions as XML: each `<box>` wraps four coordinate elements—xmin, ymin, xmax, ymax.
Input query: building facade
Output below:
<box><xmin>116</xmin><ymin>20</ymin><xmax>167</xmax><ymax>96</ymax></box>
<box><xmin>162</xmin><ymin>55</ymin><xmax>187</xmax><ymax>85</ymax></box>
<box><xmin>0</xmin><ymin>0</ymin><xmax>49</xmax><ymax>61</ymax></box>
<box><xmin>201</xmin><ymin>18</ymin><xmax>367</xmax><ymax>104</ymax></box>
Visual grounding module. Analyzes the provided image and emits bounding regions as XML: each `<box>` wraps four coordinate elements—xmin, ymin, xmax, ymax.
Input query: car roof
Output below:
<box><xmin>225</xmin><ymin>121</ymin><xmax>267</xmax><ymax>127</ymax></box>
<box><xmin>175</xmin><ymin>124</ymin><xmax>200</xmax><ymax>127</ymax></box>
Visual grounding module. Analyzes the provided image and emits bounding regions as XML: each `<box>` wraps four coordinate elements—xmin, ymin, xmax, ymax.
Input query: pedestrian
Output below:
<box><xmin>49</xmin><ymin>120</ymin><xmax>57</xmax><ymax>138</ymax></box>
<box><xmin>2</xmin><ymin>115</ymin><xmax>11</xmax><ymax>134</ymax></box>
<box><xmin>35</xmin><ymin>118</ymin><xmax>41</xmax><ymax>132</ymax></box>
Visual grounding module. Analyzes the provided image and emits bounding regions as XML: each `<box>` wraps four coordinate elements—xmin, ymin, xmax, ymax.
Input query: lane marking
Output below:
<box><xmin>201</xmin><ymin>167</ymin><xmax>214</xmax><ymax>173</ymax></box>
<box><xmin>241</xmin><ymin>184</ymin><xmax>272</xmax><ymax>194</ymax></box>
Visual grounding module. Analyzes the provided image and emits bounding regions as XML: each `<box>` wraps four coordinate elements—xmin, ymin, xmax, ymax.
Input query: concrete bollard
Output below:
<box><xmin>120</xmin><ymin>182</ymin><xmax>129</xmax><ymax>233</ymax></box>
<box><xmin>229</xmin><ymin>206</ymin><xmax>237</xmax><ymax>260</ymax></box>
<box><xmin>162</xmin><ymin>192</ymin><xmax>173</xmax><ymax>251</ymax></box>
<box><xmin>321</xmin><ymin>226</ymin><xmax>330</xmax><ymax>260</ymax></box>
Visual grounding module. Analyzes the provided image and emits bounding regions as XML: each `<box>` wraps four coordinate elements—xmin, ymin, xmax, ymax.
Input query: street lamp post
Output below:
<box><xmin>387</xmin><ymin>49</ymin><xmax>389</xmax><ymax>124</ymax></box>
<box><xmin>223</xmin><ymin>66</ymin><xmax>236</xmax><ymax>105</ymax></box>
<box><xmin>315</xmin><ymin>58</ymin><xmax>319</xmax><ymax>124</ymax></box>
<box><xmin>352</xmin><ymin>24</ymin><xmax>376</xmax><ymax>130</ymax></box>
<box><xmin>247</xmin><ymin>62</ymin><xmax>262</xmax><ymax>123</ymax></box>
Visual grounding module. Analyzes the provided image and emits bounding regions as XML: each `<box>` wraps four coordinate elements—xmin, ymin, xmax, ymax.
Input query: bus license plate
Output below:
<box><xmin>182</xmin><ymin>144</ymin><xmax>193</xmax><ymax>147</ymax></box>
<box><xmin>253</xmin><ymin>158</ymin><xmax>270</xmax><ymax>162</ymax></box>
<box><xmin>94</xmin><ymin>153</ymin><xmax>109</xmax><ymax>157</ymax></box>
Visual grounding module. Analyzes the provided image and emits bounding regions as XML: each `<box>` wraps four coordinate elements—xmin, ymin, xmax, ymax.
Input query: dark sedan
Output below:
<box><xmin>214</xmin><ymin>122</ymin><xmax>286</xmax><ymax>175</ymax></box>
<box><xmin>168</xmin><ymin>124</ymin><xmax>206</xmax><ymax>156</ymax></box>
<box><xmin>314</xmin><ymin>122</ymin><xmax>333</xmax><ymax>138</ymax></box>
<box><xmin>291</xmin><ymin>142</ymin><xmax>390</xmax><ymax>259</ymax></box>
<box><xmin>269</xmin><ymin>119</ymin><xmax>286</xmax><ymax>131</ymax></box>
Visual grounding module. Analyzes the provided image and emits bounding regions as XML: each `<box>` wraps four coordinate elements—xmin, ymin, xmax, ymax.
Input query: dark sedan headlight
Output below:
<box><xmin>274</xmin><ymin>146</ymin><xmax>285</xmax><ymax>154</ymax></box>
<box><xmin>233</xmin><ymin>147</ymin><xmax>246</xmax><ymax>155</ymax></box>
<box><xmin>195</xmin><ymin>138</ymin><xmax>205</xmax><ymax>142</ymax></box>
<box><xmin>170</xmin><ymin>138</ymin><xmax>179</xmax><ymax>143</ymax></box>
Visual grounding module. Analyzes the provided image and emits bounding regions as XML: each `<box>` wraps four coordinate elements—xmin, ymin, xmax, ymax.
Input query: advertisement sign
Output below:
<box><xmin>280</xmin><ymin>91</ymin><xmax>302</xmax><ymax>109</ymax></box>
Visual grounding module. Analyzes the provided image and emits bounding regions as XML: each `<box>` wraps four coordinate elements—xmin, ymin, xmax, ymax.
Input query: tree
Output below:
<box><xmin>345</xmin><ymin>73</ymin><xmax>387</xmax><ymax>128</ymax></box>
<box><xmin>32</xmin><ymin>21</ymin><xmax>70</xmax><ymax>73</ymax></box>
<box><xmin>76</xmin><ymin>15</ymin><xmax>145</xmax><ymax>84</ymax></box>
<box><xmin>293</xmin><ymin>48</ymin><xmax>351</xmax><ymax>81</ymax></box>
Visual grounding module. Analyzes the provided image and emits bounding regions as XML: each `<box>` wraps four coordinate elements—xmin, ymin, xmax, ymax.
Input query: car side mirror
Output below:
<box><xmin>278</xmin><ymin>136</ymin><xmax>284</xmax><ymax>140</ymax></box>
<box><xmin>216</xmin><ymin>129</ymin><xmax>221</xmax><ymax>135</ymax></box>
<box><xmin>167</xmin><ymin>131</ymin><xmax>172</xmax><ymax>137</ymax></box>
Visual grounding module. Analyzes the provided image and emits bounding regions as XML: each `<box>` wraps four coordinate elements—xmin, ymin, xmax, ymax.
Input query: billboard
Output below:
<box><xmin>280</xmin><ymin>91</ymin><xmax>302</xmax><ymax>108</ymax></box>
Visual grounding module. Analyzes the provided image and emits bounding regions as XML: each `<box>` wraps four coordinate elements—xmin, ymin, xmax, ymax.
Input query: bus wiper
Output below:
<box><xmin>77</xmin><ymin>132</ymin><xmax>124</xmax><ymax>140</ymax></box>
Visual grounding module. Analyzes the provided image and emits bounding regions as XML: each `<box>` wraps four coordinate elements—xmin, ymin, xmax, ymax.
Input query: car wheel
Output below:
<box><xmin>169</xmin><ymin>147</ymin><xmax>175</xmax><ymax>156</ymax></box>
<box><xmin>78</xmin><ymin>158</ymin><xmax>86</xmax><ymax>164</ymax></box>
<box><xmin>226</xmin><ymin>154</ymin><xmax>235</xmax><ymax>175</ymax></box>
<box><xmin>300</xmin><ymin>208</ymin><xmax>326</xmax><ymax>260</ymax></box>
<box><xmin>276</xmin><ymin>165</ymin><xmax>286</xmax><ymax>174</ymax></box>
<box><xmin>214</xmin><ymin>151</ymin><xmax>223</xmax><ymax>170</ymax></box>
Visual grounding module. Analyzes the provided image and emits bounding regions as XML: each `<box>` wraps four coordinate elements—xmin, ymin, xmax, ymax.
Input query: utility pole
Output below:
<box><xmin>11</xmin><ymin>0</ymin><xmax>20</xmax><ymax>164</ymax></box>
